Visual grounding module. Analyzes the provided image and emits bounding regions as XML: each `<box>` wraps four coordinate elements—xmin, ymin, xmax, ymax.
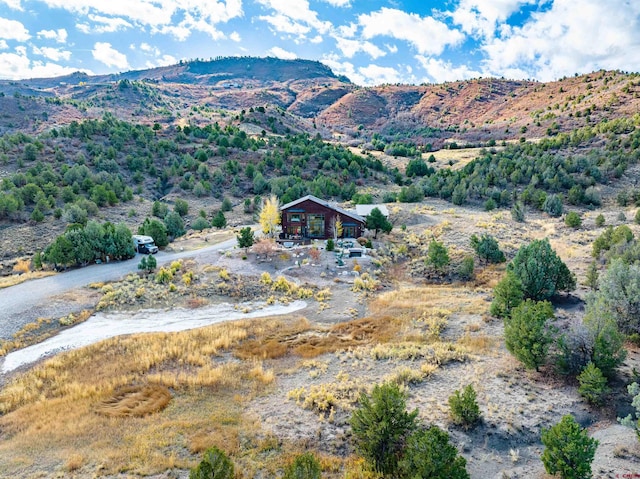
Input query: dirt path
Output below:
<box><xmin>0</xmin><ymin>237</ymin><xmax>238</xmax><ymax>339</ymax></box>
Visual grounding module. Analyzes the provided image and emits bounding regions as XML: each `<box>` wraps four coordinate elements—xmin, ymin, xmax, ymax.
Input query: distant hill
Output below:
<box><xmin>0</xmin><ymin>57</ymin><xmax>638</xmax><ymax>148</ymax></box>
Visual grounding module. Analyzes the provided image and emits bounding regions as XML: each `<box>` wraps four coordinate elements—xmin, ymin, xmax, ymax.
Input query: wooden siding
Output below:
<box><xmin>281</xmin><ymin>199</ymin><xmax>364</xmax><ymax>239</ymax></box>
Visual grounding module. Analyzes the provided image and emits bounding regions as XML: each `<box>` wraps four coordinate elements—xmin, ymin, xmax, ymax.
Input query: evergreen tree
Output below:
<box><xmin>365</xmin><ymin>207</ymin><xmax>392</xmax><ymax>238</ymax></box>
<box><xmin>399</xmin><ymin>426</ymin><xmax>469</xmax><ymax>479</ymax></box>
<box><xmin>189</xmin><ymin>446</ymin><xmax>234</xmax><ymax>479</ymax></box>
<box><xmin>236</xmin><ymin>226</ymin><xmax>254</xmax><ymax>252</ymax></box>
<box><xmin>490</xmin><ymin>271</ymin><xmax>524</xmax><ymax>318</ymax></box>
<box><xmin>541</xmin><ymin>415</ymin><xmax>598</xmax><ymax>479</ymax></box>
<box><xmin>470</xmin><ymin>234</ymin><xmax>505</xmax><ymax>263</ymax></box>
<box><xmin>211</xmin><ymin>210</ymin><xmax>227</xmax><ymax>229</ymax></box>
<box><xmin>350</xmin><ymin>382</ymin><xmax>418</xmax><ymax>477</ymax></box>
<box><xmin>138</xmin><ymin>218</ymin><xmax>169</xmax><ymax>247</ymax></box>
<box><xmin>426</xmin><ymin>240</ymin><xmax>450</xmax><ymax>272</ymax></box>
<box><xmin>164</xmin><ymin>211</ymin><xmax>186</xmax><ymax>238</ymax></box>
<box><xmin>283</xmin><ymin>452</ymin><xmax>322</xmax><ymax>479</ymax></box>
<box><xmin>505</xmin><ymin>300</ymin><xmax>554</xmax><ymax>371</ymax></box>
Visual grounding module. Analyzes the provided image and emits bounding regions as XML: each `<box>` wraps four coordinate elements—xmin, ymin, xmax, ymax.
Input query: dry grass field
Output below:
<box><xmin>0</xmin><ymin>199</ymin><xmax>639</xmax><ymax>478</ymax></box>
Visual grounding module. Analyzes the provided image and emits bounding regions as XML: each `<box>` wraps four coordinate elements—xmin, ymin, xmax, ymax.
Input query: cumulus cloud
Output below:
<box><xmin>358</xmin><ymin>7</ymin><xmax>464</xmax><ymax>56</ymax></box>
<box><xmin>0</xmin><ymin>47</ymin><xmax>90</xmax><ymax>80</ymax></box>
<box><xmin>35</xmin><ymin>0</ymin><xmax>243</xmax><ymax>40</ymax></box>
<box><xmin>0</xmin><ymin>40</ymin><xmax>7</xmax><ymax>50</ymax></box>
<box><xmin>333</xmin><ymin>36</ymin><xmax>385</xmax><ymax>59</ymax></box>
<box><xmin>32</xmin><ymin>45</ymin><xmax>71</xmax><ymax>62</ymax></box>
<box><xmin>321</xmin><ymin>0</ymin><xmax>350</xmax><ymax>6</ymax></box>
<box><xmin>0</xmin><ymin>17</ymin><xmax>30</xmax><ymax>41</ymax></box>
<box><xmin>267</xmin><ymin>46</ymin><xmax>297</xmax><ymax>59</ymax></box>
<box><xmin>0</xmin><ymin>0</ymin><xmax>22</xmax><ymax>9</ymax></box>
<box><xmin>415</xmin><ymin>55</ymin><xmax>481</xmax><ymax>83</ymax></box>
<box><xmin>321</xmin><ymin>53</ymin><xmax>403</xmax><ymax>86</ymax></box>
<box><xmin>77</xmin><ymin>14</ymin><xmax>133</xmax><ymax>34</ymax></box>
<box><xmin>92</xmin><ymin>42</ymin><xmax>129</xmax><ymax>69</ymax></box>
<box><xmin>452</xmin><ymin>0</ymin><xmax>536</xmax><ymax>39</ymax></box>
<box><xmin>358</xmin><ymin>64</ymin><xmax>402</xmax><ymax>84</ymax></box>
<box><xmin>37</xmin><ymin>28</ymin><xmax>67</xmax><ymax>43</ymax></box>
<box><xmin>229</xmin><ymin>31</ymin><xmax>241</xmax><ymax>42</ymax></box>
<box><xmin>482</xmin><ymin>0</ymin><xmax>640</xmax><ymax>81</ymax></box>
<box><xmin>256</xmin><ymin>0</ymin><xmax>331</xmax><ymax>41</ymax></box>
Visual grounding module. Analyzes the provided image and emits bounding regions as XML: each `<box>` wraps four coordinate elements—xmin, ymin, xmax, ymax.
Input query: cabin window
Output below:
<box><xmin>289</xmin><ymin>213</ymin><xmax>301</xmax><ymax>223</ymax></box>
<box><xmin>308</xmin><ymin>214</ymin><xmax>325</xmax><ymax>237</ymax></box>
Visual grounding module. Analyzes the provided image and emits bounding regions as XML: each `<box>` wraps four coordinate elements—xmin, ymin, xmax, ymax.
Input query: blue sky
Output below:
<box><xmin>1</xmin><ymin>0</ymin><xmax>639</xmax><ymax>85</ymax></box>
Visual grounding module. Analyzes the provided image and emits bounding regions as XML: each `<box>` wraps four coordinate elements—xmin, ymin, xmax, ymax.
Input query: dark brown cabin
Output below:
<box><xmin>280</xmin><ymin>195</ymin><xmax>365</xmax><ymax>240</ymax></box>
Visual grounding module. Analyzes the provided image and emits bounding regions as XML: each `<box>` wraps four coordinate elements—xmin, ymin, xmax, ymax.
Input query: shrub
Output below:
<box><xmin>326</xmin><ymin>238</ymin><xmax>335</xmax><ymax>251</ymax></box>
<box><xmin>578</xmin><ymin>363</ymin><xmax>609</xmax><ymax>406</ymax></box>
<box><xmin>490</xmin><ymin>271</ymin><xmax>524</xmax><ymax>318</ymax></box>
<box><xmin>189</xmin><ymin>446</ymin><xmax>234</xmax><ymax>479</ymax></box>
<box><xmin>470</xmin><ymin>234</ymin><xmax>505</xmax><ymax>263</ymax></box>
<box><xmin>138</xmin><ymin>255</ymin><xmax>157</xmax><ymax>273</ymax></box>
<box><xmin>211</xmin><ymin>210</ymin><xmax>226</xmax><ymax>228</ymax></box>
<box><xmin>595</xmin><ymin>259</ymin><xmax>640</xmax><ymax>335</ymax></box>
<box><xmin>350</xmin><ymin>382</ymin><xmax>418</xmax><ymax>477</ymax></box>
<box><xmin>541</xmin><ymin>415</ymin><xmax>598</xmax><ymax>479</ymax></box>
<box><xmin>508</xmin><ymin>239</ymin><xmax>575</xmax><ymax>300</ymax></box>
<box><xmin>426</xmin><ymin>240</ymin><xmax>450</xmax><ymax>272</ymax></box>
<box><xmin>174</xmin><ymin>198</ymin><xmax>189</xmax><ymax>216</ymax></box>
<box><xmin>511</xmin><ymin>201</ymin><xmax>525</xmax><ymax>222</ymax></box>
<box><xmin>283</xmin><ymin>452</ymin><xmax>322</xmax><ymax>479</ymax></box>
<box><xmin>618</xmin><ymin>211</ymin><xmax>626</xmax><ymax>222</ymax></box>
<box><xmin>505</xmin><ymin>300</ymin><xmax>554</xmax><ymax>371</ymax></box>
<box><xmin>164</xmin><ymin>211</ymin><xmax>185</xmax><ymax>238</ymax></box>
<box><xmin>595</xmin><ymin>214</ymin><xmax>605</xmax><ymax>227</ymax></box>
<box><xmin>585</xmin><ymin>261</ymin><xmax>599</xmax><ymax>290</ymax></box>
<box><xmin>543</xmin><ymin>194</ymin><xmax>563</xmax><ymax>217</ymax></box>
<box><xmin>192</xmin><ymin>217</ymin><xmax>210</xmax><ymax>231</ymax></box>
<box><xmin>236</xmin><ymin>226</ymin><xmax>254</xmax><ymax>251</ymax></box>
<box><xmin>138</xmin><ymin>218</ymin><xmax>169</xmax><ymax>247</ymax></box>
<box><xmin>483</xmin><ymin>198</ymin><xmax>496</xmax><ymax>211</ymax></box>
<box><xmin>399</xmin><ymin>426</ymin><xmax>470</xmax><ymax>479</ymax></box>
<box><xmin>618</xmin><ymin>382</ymin><xmax>640</xmax><ymax>439</ymax></box>
<box><xmin>448</xmin><ymin>384</ymin><xmax>481</xmax><ymax>429</ymax></box>
<box><xmin>565</xmin><ymin>211</ymin><xmax>582</xmax><ymax>228</ymax></box>
<box><xmin>152</xmin><ymin>201</ymin><xmax>169</xmax><ymax>219</ymax></box>
<box><xmin>458</xmin><ymin>256</ymin><xmax>474</xmax><ymax>281</ymax></box>
<box><xmin>636</xmin><ymin>209</ymin><xmax>640</xmax><ymax>225</ymax></box>
<box><xmin>155</xmin><ymin>267</ymin><xmax>173</xmax><ymax>284</ymax></box>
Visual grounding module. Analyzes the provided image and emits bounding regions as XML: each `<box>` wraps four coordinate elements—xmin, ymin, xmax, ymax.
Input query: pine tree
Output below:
<box><xmin>504</xmin><ymin>300</ymin><xmax>554</xmax><ymax>371</ymax></box>
<box><xmin>541</xmin><ymin>415</ymin><xmax>598</xmax><ymax>479</ymax></box>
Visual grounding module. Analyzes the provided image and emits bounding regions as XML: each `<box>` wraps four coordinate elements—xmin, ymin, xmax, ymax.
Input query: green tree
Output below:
<box><xmin>470</xmin><ymin>234</ymin><xmax>505</xmax><ymax>263</ymax></box>
<box><xmin>458</xmin><ymin>256</ymin><xmax>474</xmax><ymax>281</ymax></box>
<box><xmin>399</xmin><ymin>426</ymin><xmax>469</xmax><ymax>479</ymax></box>
<box><xmin>152</xmin><ymin>201</ymin><xmax>169</xmax><ymax>219</ymax></box>
<box><xmin>191</xmin><ymin>217</ymin><xmax>210</xmax><ymax>231</ymax></box>
<box><xmin>504</xmin><ymin>300</ymin><xmax>554</xmax><ymax>371</ymax></box>
<box><xmin>365</xmin><ymin>207</ymin><xmax>392</xmax><ymax>239</ymax></box>
<box><xmin>448</xmin><ymin>384</ymin><xmax>481</xmax><ymax>429</ymax></box>
<box><xmin>221</xmin><ymin>197</ymin><xmax>233</xmax><ymax>212</ymax></box>
<box><xmin>350</xmin><ymin>382</ymin><xmax>418</xmax><ymax>477</ymax></box>
<box><xmin>426</xmin><ymin>240</ymin><xmax>450</xmax><ymax>272</ymax></box>
<box><xmin>189</xmin><ymin>446</ymin><xmax>234</xmax><ymax>479</ymax></box>
<box><xmin>138</xmin><ymin>255</ymin><xmax>157</xmax><ymax>274</ymax></box>
<box><xmin>490</xmin><ymin>271</ymin><xmax>524</xmax><ymax>318</ymax></box>
<box><xmin>138</xmin><ymin>218</ymin><xmax>169</xmax><ymax>247</ymax></box>
<box><xmin>511</xmin><ymin>201</ymin><xmax>525</xmax><ymax>222</ymax></box>
<box><xmin>543</xmin><ymin>194</ymin><xmax>563</xmax><ymax>217</ymax></box>
<box><xmin>585</xmin><ymin>261</ymin><xmax>599</xmax><ymax>290</ymax></box>
<box><xmin>541</xmin><ymin>415</ymin><xmax>598</xmax><ymax>479</ymax></box>
<box><xmin>595</xmin><ymin>258</ymin><xmax>640</xmax><ymax>334</ymax></box>
<box><xmin>211</xmin><ymin>210</ymin><xmax>227</xmax><ymax>229</ymax></box>
<box><xmin>30</xmin><ymin>207</ymin><xmax>44</xmax><ymax>222</ymax></box>
<box><xmin>283</xmin><ymin>452</ymin><xmax>322</xmax><ymax>479</ymax></box>
<box><xmin>44</xmin><ymin>234</ymin><xmax>75</xmax><ymax>269</ymax></box>
<box><xmin>164</xmin><ymin>211</ymin><xmax>186</xmax><ymax>239</ymax></box>
<box><xmin>578</xmin><ymin>363</ymin><xmax>609</xmax><ymax>406</ymax></box>
<box><xmin>236</xmin><ymin>226</ymin><xmax>254</xmax><ymax>252</ymax></box>
<box><xmin>595</xmin><ymin>214</ymin><xmax>605</xmax><ymax>227</ymax></box>
<box><xmin>565</xmin><ymin>211</ymin><xmax>582</xmax><ymax>228</ymax></box>
<box><xmin>508</xmin><ymin>239</ymin><xmax>575</xmax><ymax>300</ymax></box>
<box><xmin>174</xmin><ymin>198</ymin><xmax>189</xmax><ymax>217</ymax></box>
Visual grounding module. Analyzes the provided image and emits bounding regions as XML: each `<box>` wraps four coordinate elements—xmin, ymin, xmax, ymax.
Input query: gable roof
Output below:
<box><xmin>280</xmin><ymin>195</ymin><xmax>365</xmax><ymax>223</ymax></box>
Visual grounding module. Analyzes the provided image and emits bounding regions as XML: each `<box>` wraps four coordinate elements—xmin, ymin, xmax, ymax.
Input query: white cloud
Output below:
<box><xmin>482</xmin><ymin>0</ymin><xmax>640</xmax><ymax>81</ymax></box>
<box><xmin>0</xmin><ymin>40</ymin><xmax>7</xmax><ymax>50</ymax></box>
<box><xmin>358</xmin><ymin>7</ymin><xmax>464</xmax><ymax>56</ymax></box>
<box><xmin>0</xmin><ymin>47</ymin><xmax>90</xmax><ymax>80</ymax></box>
<box><xmin>35</xmin><ymin>0</ymin><xmax>243</xmax><ymax>40</ymax></box>
<box><xmin>0</xmin><ymin>0</ymin><xmax>21</xmax><ymax>9</ymax></box>
<box><xmin>0</xmin><ymin>17</ymin><xmax>30</xmax><ymax>41</ymax></box>
<box><xmin>229</xmin><ymin>31</ymin><xmax>241</xmax><ymax>42</ymax></box>
<box><xmin>256</xmin><ymin>0</ymin><xmax>331</xmax><ymax>41</ymax></box>
<box><xmin>310</xmin><ymin>35</ymin><xmax>323</xmax><ymax>44</ymax></box>
<box><xmin>452</xmin><ymin>0</ymin><xmax>536</xmax><ymax>39</ymax></box>
<box><xmin>321</xmin><ymin>53</ymin><xmax>402</xmax><ymax>86</ymax></box>
<box><xmin>267</xmin><ymin>46</ymin><xmax>297</xmax><ymax>60</ymax></box>
<box><xmin>85</xmin><ymin>14</ymin><xmax>133</xmax><ymax>33</ymax></box>
<box><xmin>321</xmin><ymin>0</ymin><xmax>350</xmax><ymax>6</ymax></box>
<box><xmin>37</xmin><ymin>28</ymin><xmax>67</xmax><ymax>43</ymax></box>
<box><xmin>92</xmin><ymin>42</ymin><xmax>129</xmax><ymax>69</ymax></box>
<box><xmin>32</xmin><ymin>45</ymin><xmax>71</xmax><ymax>61</ymax></box>
<box><xmin>415</xmin><ymin>55</ymin><xmax>481</xmax><ymax>83</ymax></box>
<box><xmin>139</xmin><ymin>42</ymin><xmax>158</xmax><ymax>54</ymax></box>
<box><xmin>333</xmin><ymin>36</ymin><xmax>385</xmax><ymax>59</ymax></box>
<box><xmin>385</xmin><ymin>44</ymin><xmax>398</xmax><ymax>53</ymax></box>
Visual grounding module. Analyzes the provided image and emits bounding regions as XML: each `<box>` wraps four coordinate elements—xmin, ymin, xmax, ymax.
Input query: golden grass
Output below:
<box><xmin>0</xmin><ymin>270</ymin><xmax>56</xmax><ymax>289</ymax></box>
<box><xmin>95</xmin><ymin>384</ymin><xmax>172</xmax><ymax>417</ymax></box>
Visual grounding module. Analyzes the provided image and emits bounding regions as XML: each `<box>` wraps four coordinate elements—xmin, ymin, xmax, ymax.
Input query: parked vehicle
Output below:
<box><xmin>133</xmin><ymin>235</ymin><xmax>158</xmax><ymax>254</ymax></box>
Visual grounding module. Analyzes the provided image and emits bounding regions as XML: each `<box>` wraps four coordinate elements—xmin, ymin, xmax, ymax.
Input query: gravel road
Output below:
<box><xmin>0</xmin><ymin>237</ymin><xmax>238</xmax><ymax>340</ymax></box>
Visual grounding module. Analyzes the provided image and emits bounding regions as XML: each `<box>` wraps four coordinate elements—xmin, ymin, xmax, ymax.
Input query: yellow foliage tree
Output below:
<box><xmin>332</xmin><ymin>216</ymin><xmax>343</xmax><ymax>240</ymax></box>
<box><xmin>260</xmin><ymin>195</ymin><xmax>281</xmax><ymax>238</ymax></box>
